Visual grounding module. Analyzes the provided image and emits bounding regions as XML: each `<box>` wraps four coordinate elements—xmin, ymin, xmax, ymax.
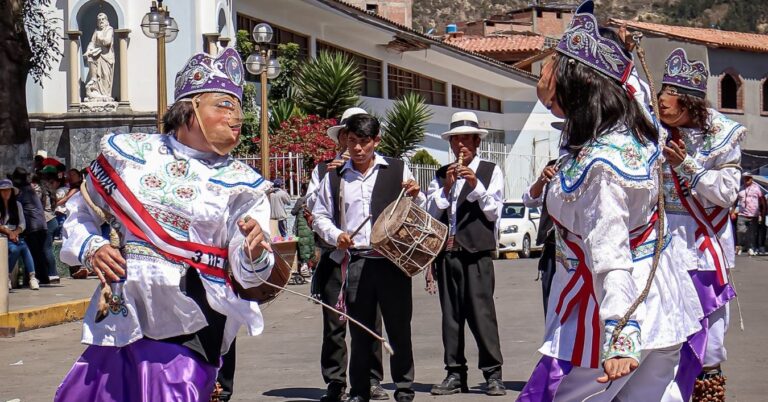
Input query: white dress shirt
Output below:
<box><xmin>426</xmin><ymin>157</ymin><xmax>504</xmax><ymax>235</ymax></box>
<box><xmin>312</xmin><ymin>153</ymin><xmax>426</xmax><ymax>249</ymax></box>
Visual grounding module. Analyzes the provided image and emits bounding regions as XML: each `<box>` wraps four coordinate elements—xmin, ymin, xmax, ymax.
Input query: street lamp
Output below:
<box><xmin>141</xmin><ymin>0</ymin><xmax>178</xmax><ymax>132</ymax></box>
<box><xmin>244</xmin><ymin>23</ymin><xmax>281</xmax><ymax>180</ymax></box>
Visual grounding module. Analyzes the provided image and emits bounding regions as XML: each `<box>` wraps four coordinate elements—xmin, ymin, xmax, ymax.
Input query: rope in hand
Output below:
<box><xmin>608</xmin><ymin>30</ymin><xmax>667</xmax><ymax>350</ymax></box>
<box><xmin>241</xmin><ymin>216</ymin><xmax>394</xmax><ymax>355</ymax></box>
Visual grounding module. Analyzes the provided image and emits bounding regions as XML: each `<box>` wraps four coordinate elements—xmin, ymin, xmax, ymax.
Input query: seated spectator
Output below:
<box><xmin>0</xmin><ymin>179</ymin><xmax>38</xmax><ymax>290</ymax></box>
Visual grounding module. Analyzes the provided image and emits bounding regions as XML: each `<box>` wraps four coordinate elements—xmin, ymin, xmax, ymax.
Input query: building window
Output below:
<box><xmin>317</xmin><ymin>42</ymin><xmax>383</xmax><ymax>98</ymax></box>
<box><xmin>452</xmin><ymin>86</ymin><xmax>502</xmax><ymax>113</ymax></box>
<box><xmin>536</xmin><ymin>10</ymin><xmax>543</xmax><ymax>18</ymax></box>
<box><xmin>556</xmin><ymin>11</ymin><xmax>563</xmax><ymax>19</ymax></box>
<box><xmin>762</xmin><ymin>78</ymin><xmax>768</xmax><ymax>114</ymax></box>
<box><xmin>236</xmin><ymin>14</ymin><xmax>310</xmax><ymax>60</ymax></box>
<box><xmin>719</xmin><ymin>71</ymin><xmax>742</xmax><ymax>111</ymax></box>
<box><xmin>366</xmin><ymin>3</ymin><xmax>378</xmax><ymax>13</ymax></box>
<box><xmin>388</xmin><ymin>65</ymin><xmax>446</xmax><ymax>106</ymax></box>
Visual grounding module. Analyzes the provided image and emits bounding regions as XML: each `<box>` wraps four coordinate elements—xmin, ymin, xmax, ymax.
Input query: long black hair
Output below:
<box><xmin>554</xmin><ymin>38</ymin><xmax>658</xmax><ymax>156</ymax></box>
<box><xmin>0</xmin><ymin>191</ymin><xmax>20</xmax><ymax>226</ymax></box>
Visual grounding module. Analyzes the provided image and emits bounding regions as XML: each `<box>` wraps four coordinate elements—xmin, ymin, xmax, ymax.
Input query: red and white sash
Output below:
<box><xmin>553</xmin><ymin>212</ymin><xmax>660</xmax><ymax>368</ymax></box>
<box><xmin>87</xmin><ymin>154</ymin><xmax>231</xmax><ymax>284</ymax></box>
<box><xmin>669</xmin><ymin>166</ymin><xmax>729</xmax><ymax>285</ymax></box>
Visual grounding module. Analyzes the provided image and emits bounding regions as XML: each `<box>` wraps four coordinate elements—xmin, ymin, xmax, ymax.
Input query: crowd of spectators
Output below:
<box><xmin>3</xmin><ymin>150</ymin><xmax>86</xmax><ymax>290</ymax></box>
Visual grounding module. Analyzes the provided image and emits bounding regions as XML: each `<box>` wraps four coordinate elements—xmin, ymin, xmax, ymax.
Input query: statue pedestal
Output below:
<box><xmin>80</xmin><ymin>101</ymin><xmax>118</xmax><ymax>112</ymax></box>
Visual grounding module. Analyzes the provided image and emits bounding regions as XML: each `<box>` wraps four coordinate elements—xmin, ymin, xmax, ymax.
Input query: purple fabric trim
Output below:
<box><xmin>54</xmin><ymin>338</ymin><xmax>217</xmax><ymax>402</ymax></box>
<box><xmin>517</xmin><ymin>355</ymin><xmax>573</xmax><ymax>402</ymax></box>
<box><xmin>675</xmin><ymin>316</ymin><xmax>709</xmax><ymax>401</ymax></box>
<box><xmin>690</xmin><ymin>270</ymin><xmax>736</xmax><ymax>317</ymax></box>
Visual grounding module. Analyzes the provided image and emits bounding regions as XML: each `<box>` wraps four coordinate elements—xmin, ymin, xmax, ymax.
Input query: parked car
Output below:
<box><xmin>497</xmin><ymin>199</ymin><xmax>543</xmax><ymax>258</ymax></box>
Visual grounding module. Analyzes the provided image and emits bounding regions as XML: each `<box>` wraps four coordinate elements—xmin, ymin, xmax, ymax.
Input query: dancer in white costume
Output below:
<box><xmin>517</xmin><ymin>2</ymin><xmax>702</xmax><ymax>401</ymax></box>
<box><xmin>658</xmin><ymin>48</ymin><xmax>746</xmax><ymax>402</ymax></box>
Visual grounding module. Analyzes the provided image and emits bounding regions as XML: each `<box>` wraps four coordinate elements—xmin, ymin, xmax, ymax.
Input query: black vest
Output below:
<box><xmin>327</xmin><ymin>157</ymin><xmax>404</xmax><ymax>231</ymax></box>
<box><xmin>435</xmin><ymin>160</ymin><xmax>496</xmax><ymax>253</ymax></box>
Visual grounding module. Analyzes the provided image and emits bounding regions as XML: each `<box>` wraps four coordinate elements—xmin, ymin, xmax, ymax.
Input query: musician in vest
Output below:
<box><xmin>55</xmin><ymin>48</ymin><xmax>276</xmax><ymax>401</ymax></box>
<box><xmin>517</xmin><ymin>2</ymin><xmax>702</xmax><ymax>401</ymax></box>
<box><xmin>424</xmin><ymin>111</ymin><xmax>506</xmax><ymax>397</ymax></box>
<box><xmin>307</xmin><ymin>107</ymin><xmax>387</xmax><ymax>402</ymax></box>
<box><xmin>312</xmin><ymin>114</ymin><xmax>425</xmax><ymax>402</ymax></box>
<box><xmin>658</xmin><ymin>48</ymin><xmax>746</xmax><ymax>401</ymax></box>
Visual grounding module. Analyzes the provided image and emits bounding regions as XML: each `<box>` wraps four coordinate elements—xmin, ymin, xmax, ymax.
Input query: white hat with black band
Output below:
<box><xmin>327</xmin><ymin>107</ymin><xmax>368</xmax><ymax>144</ymax></box>
<box><xmin>440</xmin><ymin>111</ymin><xmax>488</xmax><ymax>140</ymax></box>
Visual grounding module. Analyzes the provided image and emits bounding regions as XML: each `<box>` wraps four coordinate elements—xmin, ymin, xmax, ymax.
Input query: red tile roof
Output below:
<box><xmin>443</xmin><ymin>35</ymin><xmax>545</xmax><ymax>54</ymax></box>
<box><xmin>611</xmin><ymin>19</ymin><xmax>768</xmax><ymax>54</ymax></box>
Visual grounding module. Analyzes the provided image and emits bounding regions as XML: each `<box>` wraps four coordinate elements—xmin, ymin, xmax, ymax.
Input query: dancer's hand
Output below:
<box><xmin>597</xmin><ymin>357</ymin><xmax>638</xmax><ymax>383</ymax></box>
<box><xmin>91</xmin><ymin>245</ymin><xmax>126</xmax><ymax>284</ymax></box>
<box><xmin>337</xmin><ymin>233</ymin><xmax>354</xmax><ymax>250</ymax></box>
<box><xmin>424</xmin><ymin>266</ymin><xmax>437</xmax><ymax>295</ymax></box>
<box><xmin>239</xmin><ymin>216</ymin><xmax>270</xmax><ymax>260</ymax></box>
<box><xmin>443</xmin><ymin>165</ymin><xmax>457</xmax><ymax>196</ymax></box>
<box><xmin>457</xmin><ymin>165</ymin><xmax>478</xmax><ymax>189</ymax></box>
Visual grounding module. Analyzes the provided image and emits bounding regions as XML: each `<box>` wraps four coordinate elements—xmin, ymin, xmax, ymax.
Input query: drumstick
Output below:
<box><xmin>241</xmin><ymin>216</ymin><xmax>395</xmax><ymax>355</ymax></box>
<box><xmin>387</xmin><ymin>187</ymin><xmax>407</xmax><ymax>221</ymax></box>
<box><xmin>349</xmin><ymin>215</ymin><xmax>371</xmax><ymax>239</ymax></box>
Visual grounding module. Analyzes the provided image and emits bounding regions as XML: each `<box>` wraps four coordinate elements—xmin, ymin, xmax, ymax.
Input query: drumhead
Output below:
<box><xmin>371</xmin><ymin>198</ymin><xmax>412</xmax><ymax>245</ymax></box>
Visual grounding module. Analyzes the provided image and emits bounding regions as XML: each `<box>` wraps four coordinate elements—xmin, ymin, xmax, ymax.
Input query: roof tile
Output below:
<box><xmin>443</xmin><ymin>35</ymin><xmax>545</xmax><ymax>53</ymax></box>
<box><xmin>611</xmin><ymin>19</ymin><xmax>768</xmax><ymax>53</ymax></box>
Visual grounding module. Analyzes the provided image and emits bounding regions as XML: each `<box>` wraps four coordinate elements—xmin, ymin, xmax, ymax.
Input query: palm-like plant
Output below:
<box><xmin>295</xmin><ymin>50</ymin><xmax>363</xmax><ymax>118</ymax></box>
<box><xmin>269</xmin><ymin>98</ymin><xmax>304</xmax><ymax>133</ymax></box>
<box><xmin>377</xmin><ymin>93</ymin><xmax>433</xmax><ymax>159</ymax></box>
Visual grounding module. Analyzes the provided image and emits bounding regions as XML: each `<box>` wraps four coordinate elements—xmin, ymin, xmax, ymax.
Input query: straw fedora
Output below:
<box><xmin>327</xmin><ymin>107</ymin><xmax>368</xmax><ymax>144</ymax></box>
<box><xmin>440</xmin><ymin>111</ymin><xmax>488</xmax><ymax>140</ymax></box>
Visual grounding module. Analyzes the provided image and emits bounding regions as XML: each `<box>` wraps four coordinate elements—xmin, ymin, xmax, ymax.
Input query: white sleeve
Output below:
<box><xmin>522</xmin><ymin>187</ymin><xmax>544</xmax><ymax>208</ymax></box>
<box><xmin>311</xmin><ymin>176</ymin><xmax>344</xmax><ymax>246</ymax></box>
<box><xmin>675</xmin><ymin>145</ymin><xmax>742</xmax><ymax>208</ymax></box>
<box><xmin>403</xmin><ymin>164</ymin><xmax>426</xmax><ymax>208</ymax></box>
<box><xmin>227</xmin><ymin>192</ymin><xmax>275</xmax><ymax>289</ymax></box>
<box><xmin>426</xmin><ymin>174</ymin><xmax>450</xmax><ymax>218</ymax></box>
<box><xmin>60</xmin><ymin>181</ymin><xmax>110</xmax><ymax>269</ymax></box>
<box><xmin>465</xmin><ymin>165</ymin><xmax>503</xmax><ymax>221</ymax></box>
<box><xmin>305</xmin><ymin>166</ymin><xmax>321</xmax><ymax>211</ymax></box>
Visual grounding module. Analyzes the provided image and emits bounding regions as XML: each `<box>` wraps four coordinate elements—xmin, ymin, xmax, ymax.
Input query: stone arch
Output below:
<box><xmin>719</xmin><ymin>68</ymin><xmax>743</xmax><ymax>112</ymax></box>
<box><xmin>73</xmin><ymin>0</ymin><xmax>122</xmax><ymax>102</ymax></box>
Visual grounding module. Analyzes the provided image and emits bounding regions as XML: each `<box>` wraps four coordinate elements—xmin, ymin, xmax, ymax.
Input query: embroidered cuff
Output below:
<box><xmin>239</xmin><ymin>245</ymin><xmax>272</xmax><ymax>274</ymax></box>
<box><xmin>603</xmin><ymin>319</ymin><xmax>641</xmax><ymax>363</ymax></box>
<box><xmin>80</xmin><ymin>235</ymin><xmax>110</xmax><ymax>270</ymax></box>
<box><xmin>674</xmin><ymin>155</ymin><xmax>704</xmax><ymax>184</ymax></box>
<box><xmin>465</xmin><ymin>180</ymin><xmax>487</xmax><ymax>202</ymax></box>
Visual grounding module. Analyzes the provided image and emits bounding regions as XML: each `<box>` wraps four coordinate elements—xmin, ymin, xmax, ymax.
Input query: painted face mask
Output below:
<box><xmin>184</xmin><ymin>93</ymin><xmax>244</xmax><ymax>155</ymax></box>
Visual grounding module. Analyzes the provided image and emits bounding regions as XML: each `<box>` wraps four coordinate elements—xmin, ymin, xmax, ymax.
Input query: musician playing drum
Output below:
<box><xmin>54</xmin><ymin>48</ymin><xmax>275</xmax><ymax>400</ymax></box>
<box><xmin>312</xmin><ymin>114</ymin><xmax>424</xmax><ymax>402</ymax></box>
<box><xmin>307</xmin><ymin>107</ymin><xmax>387</xmax><ymax>402</ymax></box>
<box><xmin>426</xmin><ymin>111</ymin><xmax>506</xmax><ymax>397</ymax></box>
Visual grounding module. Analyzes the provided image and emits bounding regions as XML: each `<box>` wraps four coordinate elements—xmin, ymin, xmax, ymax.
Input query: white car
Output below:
<box><xmin>497</xmin><ymin>200</ymin><xmax>543</xmax><ymax>258</ymax></box>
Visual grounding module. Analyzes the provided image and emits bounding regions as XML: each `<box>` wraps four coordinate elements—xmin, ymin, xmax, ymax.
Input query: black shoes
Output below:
<box><xmin>370</xmin><ymin>383</ymin><xmax>389</xmax><ymax>400</ymax></box>
<box><xmin>485</xmin><ymin>379</ymin><xmax>507</xmax><ymax>396</ymax></box>
<box><xmin>394</xmin><ymin>393</ymin><xmax>414</xmax><ymax>402</ymax></box>
<box><xmin>320</xmin><ymin>385</ymin><xmax>348</xmax><ymax>402</ymax></box>
<box><xmin>346</xmin><ymin>397</ymin><xmax>366</xmax><ymax>402</ymax></box>
<box><xmin>430</xmin><ymin>373</ymin><xmax>468</xmax><ymax>395</ymax></box>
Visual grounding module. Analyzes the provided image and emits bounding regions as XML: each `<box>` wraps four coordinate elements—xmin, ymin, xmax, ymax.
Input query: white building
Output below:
<box><xmin>26</xmin><ymin>0</ymin><xmax>558</xmax><ymax>198</ymax></box>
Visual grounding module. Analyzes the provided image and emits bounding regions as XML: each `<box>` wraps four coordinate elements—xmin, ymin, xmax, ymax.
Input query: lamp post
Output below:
<box><xmin>244</xmin><ymin>23</ymin><xmax>281</xmax><ymax>180</ymax></box>
<box><xmin>141</xmin><ymin>0</ymin><xmax>178</xmax><ymax>132</ymax></box>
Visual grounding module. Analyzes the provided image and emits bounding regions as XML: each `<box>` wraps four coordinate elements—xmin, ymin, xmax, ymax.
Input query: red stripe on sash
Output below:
<box><xmin>88</xmin><ymin>155</ymin><xmax>230</xmax><ymax>283</ymax></box>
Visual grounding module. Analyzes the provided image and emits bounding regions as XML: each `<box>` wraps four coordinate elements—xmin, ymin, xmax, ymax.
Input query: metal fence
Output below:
<box><xmin>236</xmin><ymin>152</ymin><xmax>306</xmax><ymax>197</ymax></box>
<box><xmin>409</xmin><ymin>163</ymin><xmax>439</xmax><ymax>192</ymax></box>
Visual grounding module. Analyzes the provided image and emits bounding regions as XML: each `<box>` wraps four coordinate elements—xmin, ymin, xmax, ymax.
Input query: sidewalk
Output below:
<box><xmin>0</xmin><ymin>278</ymin><xmax>96</xmax><ymax>336</ymax></box>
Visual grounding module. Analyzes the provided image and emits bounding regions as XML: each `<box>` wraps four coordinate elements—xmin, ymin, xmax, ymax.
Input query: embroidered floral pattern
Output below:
<box><xmin>603</xmin><ymin>320</ymin><xmax>641</xmax><ymax>362</ymax></box>
<box><xmin>631</xmin><ymin>232</ymin><xmax>672</xmax><ymax>261</ymax></box>
<box><xmin>108</xmin><ymin>292</ymin><xmax>129</xmax><ymax>317</ymax></box>
<box><xmin>138</xmin><ymin>160</ymin><xmax>200</xmax><ymax>208</ymax></box>
<box><xmin>207</xmin><ymin>160</ymin><xmax>267</xmax><ymax>195</ymax></box>
<box><xmin>106</xmin><ymin>133</ymin><xmax>154</xmax><ymax>165</ymax></box>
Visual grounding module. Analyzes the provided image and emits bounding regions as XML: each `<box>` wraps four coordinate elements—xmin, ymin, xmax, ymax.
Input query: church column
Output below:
<box><xmin>115</xmin><ymin>29</ymin><xmax>131</xmax><ymax>111</ymax></box>
<box><xmin>66</xmin><ymin>31</ymin><xmax>82</xmax><ymax>112</ymax></box>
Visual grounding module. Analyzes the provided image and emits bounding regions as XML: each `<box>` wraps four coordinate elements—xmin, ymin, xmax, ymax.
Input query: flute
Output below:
<box><xmin>457</xmin><ymin>151</ymin><xmax>464</xmax><ymax>178</ymax></box>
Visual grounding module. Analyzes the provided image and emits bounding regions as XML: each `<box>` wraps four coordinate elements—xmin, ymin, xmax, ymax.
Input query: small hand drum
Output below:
<box><xmin>232</xmin><ymin>243</ymin><xmax>293</xmax><ymax>304</ymax></box>
<box><xmin>371</xmin><ymin>198</ymin><xmax>448</xmax><ymax>277</ymax></box>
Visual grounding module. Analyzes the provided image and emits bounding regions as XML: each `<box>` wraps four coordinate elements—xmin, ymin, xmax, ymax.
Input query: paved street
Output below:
<box><xmin>1</xmin><ymin>256</ymin><xmax>767</xmax><ymax>401</ymax></box>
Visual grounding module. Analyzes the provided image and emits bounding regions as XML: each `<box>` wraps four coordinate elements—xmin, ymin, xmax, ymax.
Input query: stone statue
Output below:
<box><xmin>83</xmin><ymin>13</ymin><xmax>115</xmax><ymax>102</ymax></box>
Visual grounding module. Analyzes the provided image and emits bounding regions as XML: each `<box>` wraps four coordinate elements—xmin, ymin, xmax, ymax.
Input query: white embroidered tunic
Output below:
<box><xmin>662</xmin><ymin>109</ymin><xmax>746</xmax><ymax>272</ymax></box>
<box><xmin>61</xmin><ymin>133</ymin><xmax>274</xmax><ymax>354</ymax></box>
<box><xmin>534</xmin><ymin>130</ymin><xmax>702</xmax><ymax>367</ymax></box>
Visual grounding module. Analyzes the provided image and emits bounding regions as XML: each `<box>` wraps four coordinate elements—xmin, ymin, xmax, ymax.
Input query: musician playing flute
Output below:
<box><xmin>312</xmin><ymin>114</ymin><xmax>424</xmax><ymax>402</ymax></box>
<box><xmin>517</xmin><ymin>2</ymin><xmax>703</xmax><ymax>400</ymax></box>
<box><xmin>425</xmin><ymin>111</ymin><xmax>506</xmax><ymax>397</ymax></box>
<box><xmin>307</xmin><ymin>107</ymin><xmax>387</xmax><ymax>402</ymax></box>
<box><xmin>55</xmin><ymin>48</ymin><xmax>275</xmax><ymax>401</ymax></box>
<box><xmin>658</xmin><ymin>48</ymin><xmax>746</xmax><ymax>401</ymax></box>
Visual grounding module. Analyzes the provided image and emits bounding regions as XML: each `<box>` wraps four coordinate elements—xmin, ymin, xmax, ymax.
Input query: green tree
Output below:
<box><xmin>410</xmin><ymin>149</ymin><xmax>440</xmax><ymax>166</ymax></box>
<box><xmin>377</xmin><ymin>93</ymin><xmax>433</xmax><ymax>159</ymax></box>
<box><xmin>269</xmin><ymin>42</ymin><xmax>301</xmax><ymax>101</ymax></box>
<box><xmin>295</xmin><ymin>50</ymin><xmax>362</xmax><ymax>118</ymax></box>
<box><xmin>234</xmin><ymin>29</ymin><xmax>255</xmax><ymax>65</ymax></box>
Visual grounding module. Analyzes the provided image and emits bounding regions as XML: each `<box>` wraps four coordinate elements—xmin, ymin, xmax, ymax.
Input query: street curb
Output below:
<box><xmin>0</xmin><ymin>299</ymin><xmax>89</xmax><ymax>335</ymax></box>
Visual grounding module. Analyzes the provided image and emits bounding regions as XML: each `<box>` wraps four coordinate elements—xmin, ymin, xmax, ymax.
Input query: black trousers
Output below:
<box><xmin>347</xmin><ymin>257</ymin><xmax>414</xmax><ymax>399</ymax></box>
<box><xmin>317</xmin><ymin>252</ymin><xmax>384</xmax><ymax>391</ymax></box>
<box><xmin>435</xmin><ymin>250</ymin><xmax>503</xmax><ymax>380</ymax></box>
<box><xmin>23</xmin><ymin>229</ymin><xmax>50</xmax><ymax>284</ymax></box>
<box><xmin>216</xmin><ymin>338</ymin><xmax>237</xmax><ymax>401</ymax></box>
<box><xmin>538</xmin><ymin>241</ymin><xmax>556</xmax><ymax>316</ymax></box>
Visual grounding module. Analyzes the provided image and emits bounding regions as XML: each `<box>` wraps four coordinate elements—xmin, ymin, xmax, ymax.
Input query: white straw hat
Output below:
<box><xmin>327</xmin><ymin>107</ymin><xmax>368</xmax><ymax>144</ymax></box>
<box><xmin>440</xmin><ymin>111</ymin><xmax>488</xmax><ymax>140</ymax></box>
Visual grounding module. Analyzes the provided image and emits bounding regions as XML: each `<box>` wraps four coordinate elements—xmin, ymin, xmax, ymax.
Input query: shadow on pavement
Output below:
<box><xmin>262</xmin><ymin>387</ymin><xmax>325</xmax><ymax>401</ymax></box>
